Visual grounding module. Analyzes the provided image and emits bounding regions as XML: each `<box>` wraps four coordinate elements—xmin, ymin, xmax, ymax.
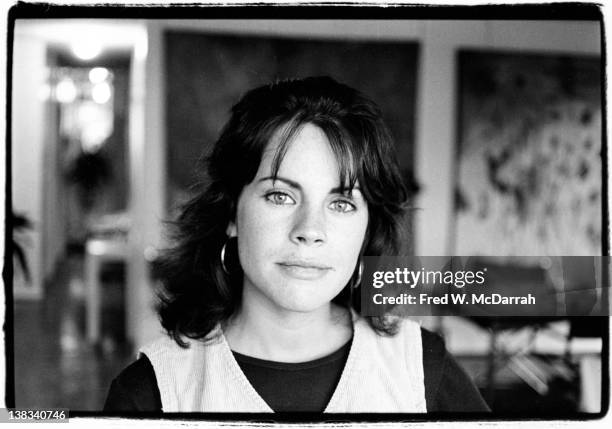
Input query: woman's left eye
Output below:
<box><xmin>330</xmin><ymin>200</ymin><xmax>356</xmax><ymax>213</ymax></box>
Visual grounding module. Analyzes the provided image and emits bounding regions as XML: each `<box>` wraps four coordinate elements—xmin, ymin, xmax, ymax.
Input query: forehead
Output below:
<box><xmin>259</xmin><ymin>124</ymin><xmax>337</xmax><ymax>175</ymax></box>
<box><xmin>257</xmin><ymin>122</ymin><xmax>357</xmax><ymax>188</ymax></box>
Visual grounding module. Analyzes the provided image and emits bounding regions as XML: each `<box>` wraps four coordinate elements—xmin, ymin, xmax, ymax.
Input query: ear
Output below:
<box><xmin>226</xmin><ymin>221</ymin><xmax>237</xmax><ymax>238</ymax></box>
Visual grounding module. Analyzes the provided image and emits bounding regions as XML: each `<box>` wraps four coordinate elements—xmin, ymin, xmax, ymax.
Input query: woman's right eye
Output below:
<box><xmin>265</xmin><ymin>191</ymin><xmax>296</xmax><ymax>205</ymax></box>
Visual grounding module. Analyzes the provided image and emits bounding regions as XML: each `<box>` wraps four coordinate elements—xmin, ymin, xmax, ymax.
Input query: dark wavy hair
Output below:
<box><xmin>157</xmin><ymin>76</ymin><xmax>409</xmax><ymax>347</ymax></box>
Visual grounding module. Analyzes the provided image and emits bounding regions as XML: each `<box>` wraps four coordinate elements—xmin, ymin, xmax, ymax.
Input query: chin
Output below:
<box><xmin>268</xmin><ymin>284</ymin><xmax>343</xmax><ymax>314</ymax></box>
<box><xmin>244</xmin><ymin>270</ymin><xmax>349</xmax><ymax>315</ymax></box>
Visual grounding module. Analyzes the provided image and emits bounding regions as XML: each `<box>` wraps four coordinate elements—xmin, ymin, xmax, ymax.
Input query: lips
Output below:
<box><xmin>278</xmin><ymin>260</ymin><xmax>332</xmax><ymax>270</ymax></box>
<box><xmin>277</xmin><ymin>260</ymin><xmax>333</xmax><ymax>280</ymax></box>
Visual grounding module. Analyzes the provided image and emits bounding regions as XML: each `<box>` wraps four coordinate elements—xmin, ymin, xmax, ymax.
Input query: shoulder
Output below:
<box><xmin>104</xmin><ymin>356</ymin><xmax>162</xmax><ymax>412</ymax></box>
<box><xmin>113</xmin><ymin>356</ymin><xmax>158</xmax><ymax>393</ymax></box>
<box><xmin>140</xmin><ymin>331</ymin><xmax>223</xmax><ymax>363</ymax></box>
<box><xmin>141</xmin><ymin>330</ymin><xmax>225</xmax><ymax>363</ymax></box>
<box><xmin>104</xmin><ymin>333</ymin><xmax>215</xmax><ymax>413</ymax></box>
<box><xmin>139</xmin><ymin>334</ymin><xmax>188</xmax><ymax>359</ymax></box>
<box><xmin>419</xmin><ymin>327</ymin><xmax>448</xmax><ymax>402</ymax></box>
<box><xmin>420</xmin><ymin>327</ymin><xmax>447</xmax><ymax>370</ymax></box>
<box><xmin>419</xmin><ymin>327</ymin><xmax>491</xmax><ymax>413</ymax></box>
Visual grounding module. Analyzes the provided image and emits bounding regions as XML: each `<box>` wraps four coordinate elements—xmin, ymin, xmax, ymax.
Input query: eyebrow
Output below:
<box><xmin>258</xmin><ymin>176</ymin><xmax>362</xmax><ymax>195</ymax></box>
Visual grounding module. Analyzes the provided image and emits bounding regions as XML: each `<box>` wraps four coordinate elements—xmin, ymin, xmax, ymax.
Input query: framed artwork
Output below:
<box><xmin>164</xmin><ymin>31</ymin><xmax>419</xmax><ymax>211</ymax></box>
<box><xmin>453</xmin><ymin>51</ymin><xmax>602</xmax><ymax>257</ymax></box>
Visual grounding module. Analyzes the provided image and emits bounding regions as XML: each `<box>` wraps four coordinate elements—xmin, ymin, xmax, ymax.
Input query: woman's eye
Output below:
<box><xmin>265</xmin><ymin>191</ymin><xmax>295</xmax><ymax>205</ymax></box>
<box><xmin>330</xmin><ymin>200</ymin><xmax>356</xmax><ymax>213</ymax></box>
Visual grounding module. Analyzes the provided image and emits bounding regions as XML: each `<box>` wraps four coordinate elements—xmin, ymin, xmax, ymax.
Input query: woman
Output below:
<box><xmin>104</xmin><ymin>76</ymin><xmax>489</xmax><ymax>413</ymax></box>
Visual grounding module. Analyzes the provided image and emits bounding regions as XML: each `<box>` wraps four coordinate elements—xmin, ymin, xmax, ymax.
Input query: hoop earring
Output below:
<box><xmin>353</xmin><ymin>260</ymin><xmax>363</xmax><ymax>289</ymax></box>
<box><xmin>220</xmin><ymin>240</ymin><xmax>230</xmax><ymax>274</ymax></box>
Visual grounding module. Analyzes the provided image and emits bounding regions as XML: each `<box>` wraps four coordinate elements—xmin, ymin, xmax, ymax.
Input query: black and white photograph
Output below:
<box><xmin>2</xmin><ymin>2</ymin><xmax>609</xmax><ymax>424</ymax></box>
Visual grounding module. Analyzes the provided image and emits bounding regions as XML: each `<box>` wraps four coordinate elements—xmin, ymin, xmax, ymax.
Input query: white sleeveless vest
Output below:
<box><xmin>140</xmin><ymin>315</ymin><xmax>427</xmax><ymax>413</ymax></box>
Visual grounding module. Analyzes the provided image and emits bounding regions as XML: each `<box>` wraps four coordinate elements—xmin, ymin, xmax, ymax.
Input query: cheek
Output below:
<box><xmin>235</xmin><ymin>198</ymin><xmax>282</xmax><ymax>267</ymax></box>
<box><xmin>347</xmin><ymin>210</ymin><xmax>369</xmax><ymax>248</ymax></box>
<box><xmin>330</xmin><ymin>214</ymin><xmax>369</xmax><ymax>267</ymax></box>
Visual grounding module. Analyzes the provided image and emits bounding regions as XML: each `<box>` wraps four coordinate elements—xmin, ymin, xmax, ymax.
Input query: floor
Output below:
<box><xmin>13</xmin><ymin>253</ymin><xmax>133</xmax><ymax>411</ymax></box>
<box><xmin>11</xmin><ymin>253</ymin><xmax>601</xmax><ymax>414</ymax></box>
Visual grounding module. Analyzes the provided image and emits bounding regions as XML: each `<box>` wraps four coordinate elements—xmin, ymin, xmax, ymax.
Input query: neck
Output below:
<box><xmin>224</xmin><ymin>291</ymin><xmax>352</xmax><ymax>363</ymax></box>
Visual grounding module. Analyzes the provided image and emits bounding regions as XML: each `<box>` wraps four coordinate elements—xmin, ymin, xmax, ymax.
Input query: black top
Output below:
<box><xmin>233</xmin><ymin>339</ymin><xmax>351</xmax><ymax>412</ymax></box>
<box><xmin>103</xmin><ymin>328</ymin><xmax>490</xmax><ymax>413</ymax></box>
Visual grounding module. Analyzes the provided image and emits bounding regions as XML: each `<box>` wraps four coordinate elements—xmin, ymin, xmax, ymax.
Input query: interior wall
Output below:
<box><xmin>126</xmin><ymin>23</ymin><xmax>165</xmax><ymax>347</ymax></box>
<box><xmin>11</xmin><ymin>30</ymin><xmax>47</xmax><ymax>299</ymax></box>
<box><xmin>41</xmin><ymin>52</ymin><xmax>64</xmax><ymax>282</ymax></box>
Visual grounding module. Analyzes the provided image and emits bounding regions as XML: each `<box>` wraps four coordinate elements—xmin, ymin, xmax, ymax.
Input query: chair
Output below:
<box><xmin>84</xmin><ymin>213</ymin><xmax>130</xmax><ymax>344</ymax></box>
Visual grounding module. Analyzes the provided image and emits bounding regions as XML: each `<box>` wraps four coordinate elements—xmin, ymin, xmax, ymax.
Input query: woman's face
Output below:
<box><xmin>227</xmin><ymin>123</ymin><xmax>369</xmax><ymax>315</ymax></box>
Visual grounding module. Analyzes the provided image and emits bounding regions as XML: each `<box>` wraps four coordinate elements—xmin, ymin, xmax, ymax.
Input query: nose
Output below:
<box><xmin>290</xmin><ymin>204</ymin><xmax>327</xmax><ymax>246</ymax></box>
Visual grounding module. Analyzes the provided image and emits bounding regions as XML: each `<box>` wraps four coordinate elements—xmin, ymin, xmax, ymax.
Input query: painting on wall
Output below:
<box><xmin>453</xmin><ymin>51</ymin><xmax>602</xmax><ymax>256</ymax></box>
<box><xmin>164</xmin><ymin>31</ymin><xmax>419</xmax><ymax>211</ymax></box>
